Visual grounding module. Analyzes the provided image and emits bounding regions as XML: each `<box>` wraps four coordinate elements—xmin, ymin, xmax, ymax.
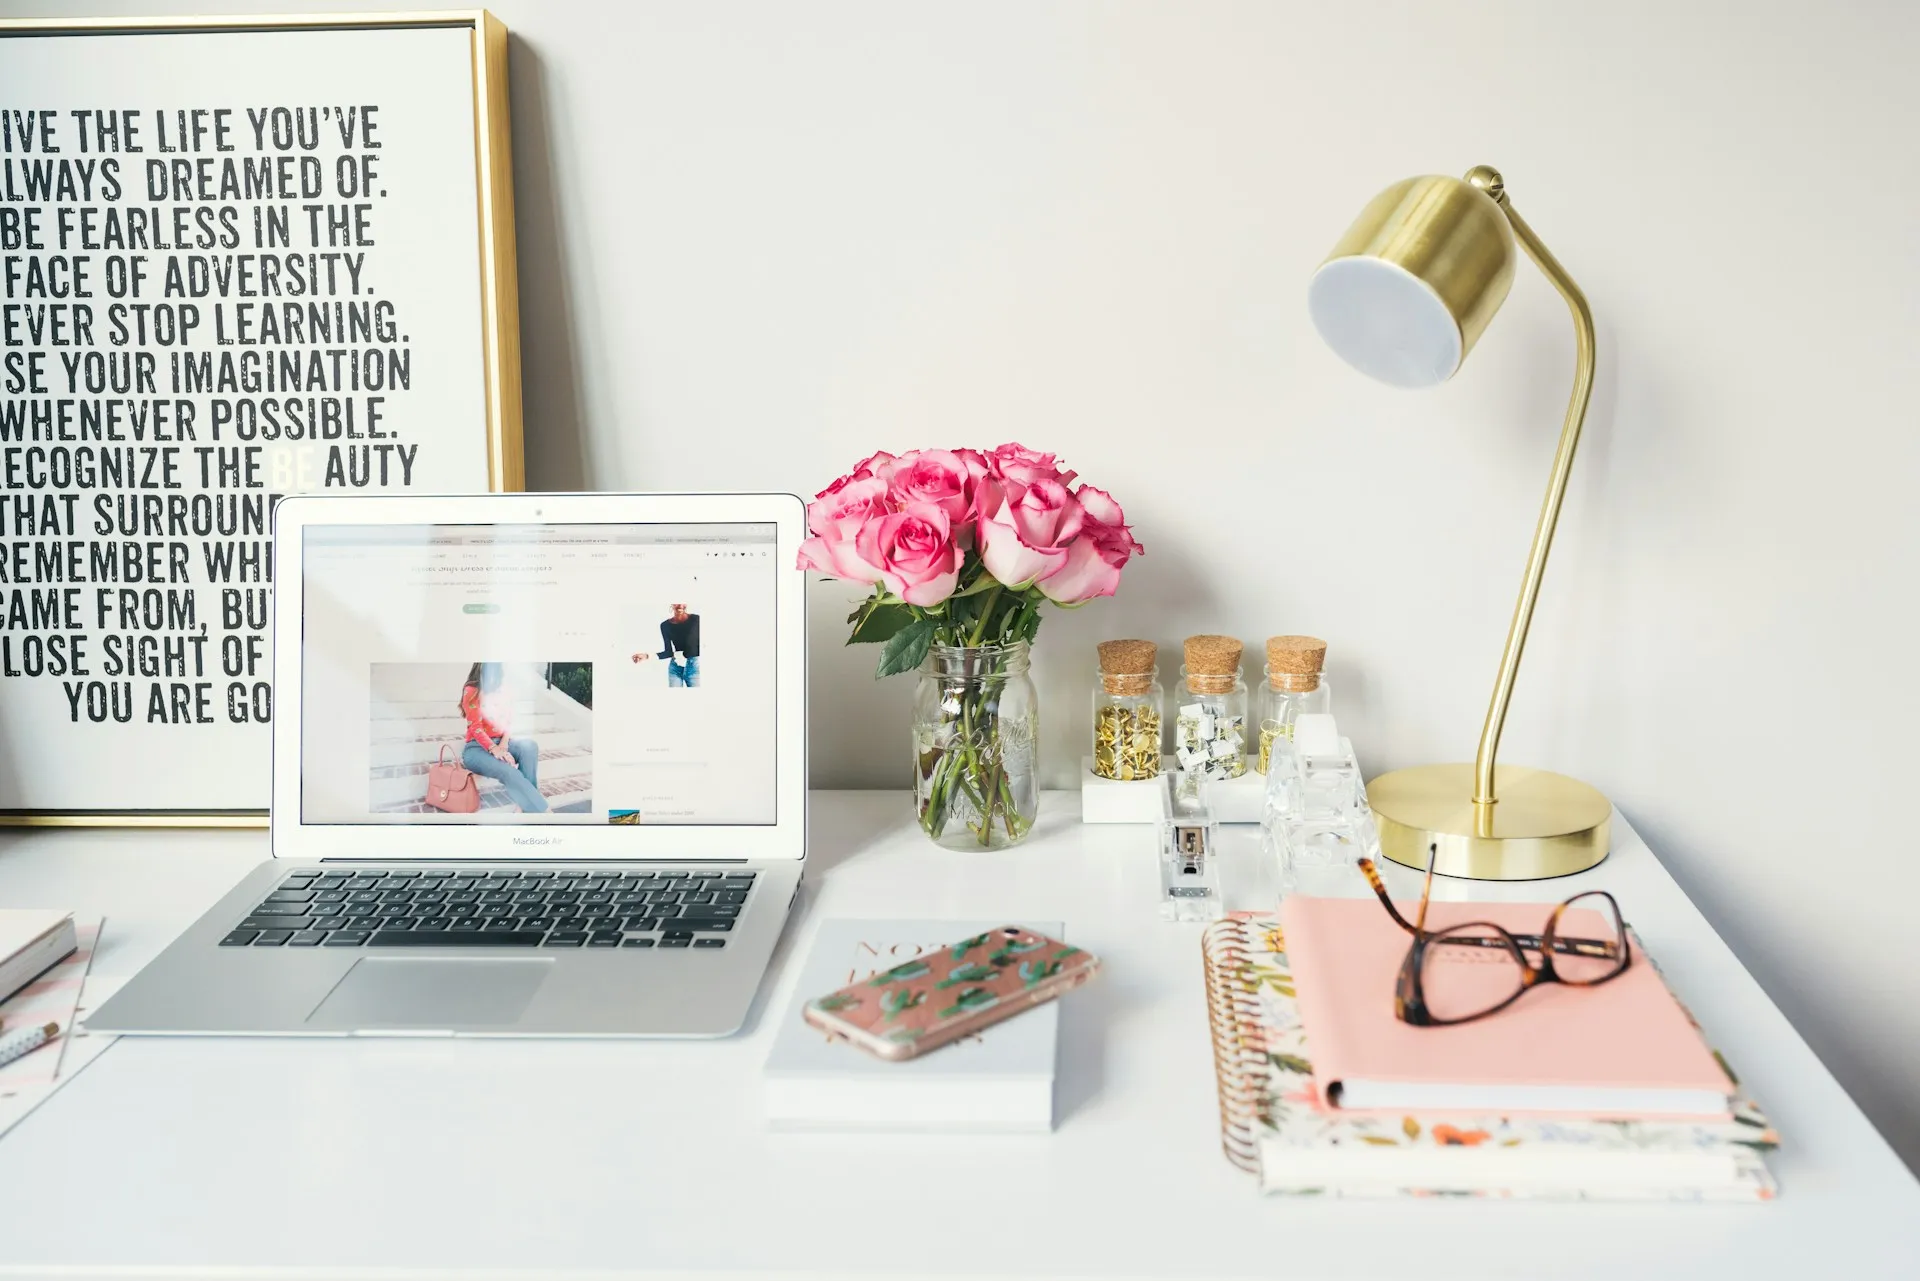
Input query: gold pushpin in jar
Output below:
<box><xmin>1091</xmin><ymin>639</ymin><xmax>1162</xmax><ymax>782</ymax></box>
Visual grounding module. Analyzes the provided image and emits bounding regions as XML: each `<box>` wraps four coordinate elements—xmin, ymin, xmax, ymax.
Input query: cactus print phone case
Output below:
<box><xmin>801</xmin><ymin>926</ymin><xmax>1100</xmax><ymax>1061</ymax></box>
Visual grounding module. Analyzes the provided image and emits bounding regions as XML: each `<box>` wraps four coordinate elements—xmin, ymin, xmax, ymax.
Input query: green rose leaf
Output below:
<box><xmin>874</xmin><ymin>616</ymin><xmax>936</xmax><ymax>679</ymax></box>
<box><xmin>848</xmin><ymin>601</ymin><xmax>915</xmax><ymax>646</ymax></box>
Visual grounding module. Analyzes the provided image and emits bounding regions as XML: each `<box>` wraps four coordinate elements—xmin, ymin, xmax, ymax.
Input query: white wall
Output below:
<box><xmin>19</xmin><ymin>0</ymin><xmax>1919</xmax><ymax>1167</ymax></box>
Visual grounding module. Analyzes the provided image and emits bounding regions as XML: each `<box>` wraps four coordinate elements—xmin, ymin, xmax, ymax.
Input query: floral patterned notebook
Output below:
<box><xmin>1201</xmin><ymin>913</ymin><xmax>1779</xmax><ymax>1200</ymax></box>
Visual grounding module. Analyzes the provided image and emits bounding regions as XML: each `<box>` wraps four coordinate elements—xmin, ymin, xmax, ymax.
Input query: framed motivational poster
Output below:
<box><xmin>0</xmin><ymin>12</ymin><xmax>523</xmax><ymax>825</ymax></box>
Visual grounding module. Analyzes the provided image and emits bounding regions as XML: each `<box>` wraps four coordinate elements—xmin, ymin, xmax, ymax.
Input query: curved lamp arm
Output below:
<box><xmin>1469</xmin><ymin>170</ymin><xmax>1597</xmax><ymax>815</ymax></box>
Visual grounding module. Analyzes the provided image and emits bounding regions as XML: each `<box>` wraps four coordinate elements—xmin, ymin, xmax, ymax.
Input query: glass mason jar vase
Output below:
<box><xmin>912</xmin><ymin>642</ymin><xmax>1040</xmax><ymax>850</ymax></box>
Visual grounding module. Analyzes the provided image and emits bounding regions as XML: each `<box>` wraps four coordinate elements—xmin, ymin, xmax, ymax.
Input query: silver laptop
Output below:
<box><xmin>88</xmin><ymin>492</ymin><xmax>808</xmax><ymax>1037</ymax></box>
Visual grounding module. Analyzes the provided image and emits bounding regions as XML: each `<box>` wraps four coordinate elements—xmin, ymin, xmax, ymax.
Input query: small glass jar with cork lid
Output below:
<box><xmin>1091</xmin><ymin>639</ymin><xmax>1163</xmax><ymax>782</ymax></box>
<box><xmin>1174</xmin><ymin>634</ymin><xmax>1248</xmax><ymax>802</ymax></box>
<box><xmin>1257</xmin><ymin>635</ymin><xmax>1330</xmax><ymax>774</ymax></box>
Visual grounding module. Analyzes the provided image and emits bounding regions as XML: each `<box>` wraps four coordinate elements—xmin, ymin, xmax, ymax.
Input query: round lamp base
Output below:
<box><xmin>1368</xmin><ymin>763</ymin><xmax>1610</xmax><ymax>881</ymax></box>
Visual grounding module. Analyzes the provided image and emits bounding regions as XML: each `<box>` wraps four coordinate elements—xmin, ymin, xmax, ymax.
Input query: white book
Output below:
<box><xmin>0</xmin><ymin>911</ymin><xmax>77</xmax><ymax>1007</ymax></box>
<box><xmin>763</xmin><ymin>918</ymin><xmax>1062</xmax><ymax>1133</ymax></box>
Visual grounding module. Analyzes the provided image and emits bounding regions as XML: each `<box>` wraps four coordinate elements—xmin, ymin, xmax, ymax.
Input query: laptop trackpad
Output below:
<box><xmin>306</xmin><ymin>958</ymin><xmax>552</xmax><ymax>1029</ymax></box>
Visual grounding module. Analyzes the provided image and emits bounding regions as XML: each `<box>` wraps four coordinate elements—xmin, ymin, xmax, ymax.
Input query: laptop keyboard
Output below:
<box><xmin>218</xmin><ymin>869</ymin><xmax>754</xmax><ymax>950</ymax></box>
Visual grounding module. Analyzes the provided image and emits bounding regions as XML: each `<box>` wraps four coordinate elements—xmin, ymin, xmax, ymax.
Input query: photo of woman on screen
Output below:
<box><xmin>460</xmin><ymin>662</ymin><xmax>549</xmax><ymax>813</ymax></box>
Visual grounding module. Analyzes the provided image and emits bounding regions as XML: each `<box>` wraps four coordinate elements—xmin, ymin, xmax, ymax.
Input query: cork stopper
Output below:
<box><xmin>1182</xmin><ymin>634</ymin><xmax>1242</xmax><ymax>695</ymax></box>
<box><xmin>1266</xmin><ymin>635</ymin><xmax>1327</xmax><ymax>691</ymax></box>
<box><xmin>1097</xmin><ymin>638</ymin><xmax>1157</xmax><ymax>696</ymax></box>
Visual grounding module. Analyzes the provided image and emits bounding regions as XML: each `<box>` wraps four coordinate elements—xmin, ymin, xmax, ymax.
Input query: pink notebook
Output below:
<box><xmin>1279</xmin><ymin>896</ymin><xmax>1734</xmax><ymax>1119</ymax></box>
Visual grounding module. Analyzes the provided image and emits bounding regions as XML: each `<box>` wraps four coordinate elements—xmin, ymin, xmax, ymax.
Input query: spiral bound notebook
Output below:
<box><xmin>1200</xmin><ymin>914</ymin><xmax>1779</xmax><ymax>1200</ymax></box>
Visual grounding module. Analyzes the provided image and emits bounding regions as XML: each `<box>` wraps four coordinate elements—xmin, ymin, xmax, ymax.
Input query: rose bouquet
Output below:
<box><xmin>800</xmin><ymin>443</ymin><xmax>1143</xmax><ymax>847</ymax></box>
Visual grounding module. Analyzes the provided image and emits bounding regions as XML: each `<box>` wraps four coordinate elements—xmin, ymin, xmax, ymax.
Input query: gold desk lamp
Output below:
<box><xmin>1307</xmin><ymin>165</ymin><xmax>1609</xmax><ymax>880</ymax></box>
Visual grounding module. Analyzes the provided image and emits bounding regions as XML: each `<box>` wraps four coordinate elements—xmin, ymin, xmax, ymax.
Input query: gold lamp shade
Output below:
<box><xmin>1308</xmin><ymin>173</ymin><xmax>1516</xmax><ymax>389</ymax></box>
<box><xmin>1309</xmin><ymin>166</ymin><xmax>1611</xmax><ymax>880</ymax></box>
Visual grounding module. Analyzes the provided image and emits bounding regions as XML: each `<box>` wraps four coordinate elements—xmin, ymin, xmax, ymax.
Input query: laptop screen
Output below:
<box><xmin>297</xmin><ymin>521</ymin><xmax>779</xmax><ymax>827</ymax></box>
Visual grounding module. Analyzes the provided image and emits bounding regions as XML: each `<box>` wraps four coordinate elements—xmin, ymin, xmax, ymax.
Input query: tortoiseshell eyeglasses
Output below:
<box><xmin>1358</xmin><ymin>843</ymin><xmax>1633</xmax><ymax>1027</ymax></box>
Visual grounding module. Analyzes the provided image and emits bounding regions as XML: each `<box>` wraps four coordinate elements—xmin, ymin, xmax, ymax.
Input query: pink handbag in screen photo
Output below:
<box><xmin>424</xmin><ymin>744</ymin><xmax>480</xmax><ymax>813</ymax></box>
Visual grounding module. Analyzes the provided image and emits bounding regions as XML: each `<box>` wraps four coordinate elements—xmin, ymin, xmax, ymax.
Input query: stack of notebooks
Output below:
<box><xmin>1202</xmin><ymin>900</ymin><xmax>1779</xmax><ymax>1201</ymax></box>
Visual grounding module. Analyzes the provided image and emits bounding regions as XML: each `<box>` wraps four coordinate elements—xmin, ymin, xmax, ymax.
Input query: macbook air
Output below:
<box><xmin>87</xmin><ymin>491</ymin><xmax>808</xmax><ymax>1037</ymax></box>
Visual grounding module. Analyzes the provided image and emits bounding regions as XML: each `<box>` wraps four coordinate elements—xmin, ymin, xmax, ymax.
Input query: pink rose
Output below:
<box><xmin>812</xmin><ymin>450</ymin><xmax>897</xmax><ymax>502</ymax></box>
<box><xmin>987</xmin><ymin>441</ymin><xmax>1077</xmax><ymax>497</ymax></box>
<box><xmin>953</xmin><ymin>448</ymin><xmax>992</xmax><ymax>483</ymax></box>
<box><xmin>854</xmin><ymin>503</ymin><xmax>961</xmax><ymax>606</ymax></box>
<box><xmin>979</xmin><ymin>478</ymin><xmax>1085</xmax><ymax>588</ymax></box>
<box><xmin>850</xmin><ymin>449</ymin><xmax>897</xmax><ymax>481</ymax></box>
<box><xmin>886</xmin><ymin>449</ymin><xmax>978</xmax><ymax>539</ymax></box>
<box><xmin>796</xmin><ymin>473</ymin><xmax>892</xmax><ymax>582</ymax></box>
<box><xmin>1038</xmin><ymin>485</ymin><xmax>1143</xmax><ymax>603</ymax></box>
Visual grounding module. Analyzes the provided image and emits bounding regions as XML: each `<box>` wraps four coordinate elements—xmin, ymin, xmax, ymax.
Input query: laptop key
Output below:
<box><xmin>289</xmin><ymin>930</ymin><xmax>329</xmax><ymax>946</ymax></box>
<box><xmin>249</xmin><ymin>904</ymin><xmax>311</xmax><ymax>917</ymax></box>
<box><xmin>368</xmin><ymin>930</ymin><xmax>545</xmax><ymax>947</ymax></box>
<box><xmin>220</xmin><ymin>929</ymin><xmax>259</xmax><ymax>946</ymax></box>
<box><xmin>267</xmin><ymin>890</ymin><xmax>315</xmax><ymax>903</ymax></box>
<box><xmin>544</xmin><ymin>932</ymin><xmax>587</xmax><ymax>947</ymax></box>
<box><xmin>253</xmin><ymin>930</ymin><xmax>293</xmax><ymax>946</ymax></box>
<box><xmin>587</xmin><ymin>931</ymin><xmax>622</xmax><ymax>947</ymax></box>
<box><xmin>314</xmin><ymin>916</ymin><xmax>349</xmax><ymax>930</ymax></box>
<box><xmin>677</xmin><ymin>917</ymin><xmax>735</xmax><ymax>932</ymax></box>
<box><xmin>693</xmin><ymin>938</ymin><xmax>726</xmax><ymax>949</ymax></box>
<box><xmin>622</xmin><ymin>937</ymin><xmax>656</xmax><ymax>948</ymax></box>
<box><xmin>323</xmin><ymin>932</ymin><xmax>370</xmax><ymax>946</ymax></box>
<box><xmin>659</xmin><ymin>936</ymin><xmax>692</xmax><ymax>948</ymax></box>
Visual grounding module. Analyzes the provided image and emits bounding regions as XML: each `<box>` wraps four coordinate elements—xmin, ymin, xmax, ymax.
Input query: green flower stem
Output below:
<box><xmin>967</xmin><ymin>586</ymin><xmax>1004</xmax><ymax>647</ymax></box>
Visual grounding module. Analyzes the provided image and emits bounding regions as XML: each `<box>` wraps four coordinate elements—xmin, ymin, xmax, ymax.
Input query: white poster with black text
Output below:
<box><xmin>0</xmin><ymin>22</ymin><xmax>515</xmax><ymax>818</ymax></box>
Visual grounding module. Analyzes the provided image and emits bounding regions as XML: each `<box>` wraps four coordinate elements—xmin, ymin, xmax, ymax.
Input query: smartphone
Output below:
<box><xmin>801</xmin><ymin>925</ymin><xmax>1100</xmax><ymax>1061</ymax></box>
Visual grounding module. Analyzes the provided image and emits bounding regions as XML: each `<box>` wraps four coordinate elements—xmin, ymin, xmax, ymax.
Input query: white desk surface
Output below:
<box><xmin>0</xmin><ymin>791</ymin><xmax>1915</xmax><ymax>1280</ymax></box>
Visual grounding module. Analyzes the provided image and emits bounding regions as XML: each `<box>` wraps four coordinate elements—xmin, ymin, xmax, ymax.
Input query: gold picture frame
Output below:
<box><xmin>0</xmin><ymin>11</ymin><xmax>523</xmax><ymax>827</ymax></box>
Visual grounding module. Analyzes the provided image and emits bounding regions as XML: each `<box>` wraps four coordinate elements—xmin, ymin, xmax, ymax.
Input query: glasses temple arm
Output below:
<box><xmin>1357</xmin><ymin>859</ymin><xmax>1421</xmax><ymax>936</ymax></box>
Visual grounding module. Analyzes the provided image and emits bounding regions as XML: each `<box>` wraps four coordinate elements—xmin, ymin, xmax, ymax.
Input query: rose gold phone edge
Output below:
<box><xmin>800</xmin><ymin>932</ymin><xmax>1101</xmax><ymax>1061</ymax></box>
